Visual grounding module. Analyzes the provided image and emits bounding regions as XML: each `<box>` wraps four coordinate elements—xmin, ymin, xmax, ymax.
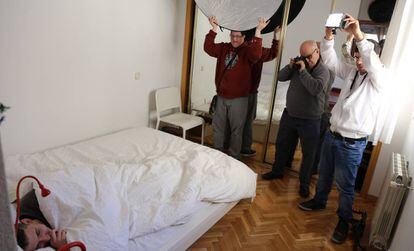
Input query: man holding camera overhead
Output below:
<box><xmin>299</xmin><ymin>14</ymin><xmax>386</xmax><ymax>244</ymax></box>
<box><xmin>262</xmin><ymin>39</ymin><xmax>330</xmax><ymax>199</ymax></box>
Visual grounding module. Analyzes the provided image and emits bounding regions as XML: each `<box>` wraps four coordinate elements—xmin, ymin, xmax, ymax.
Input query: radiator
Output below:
<box><xmin>369</xmin><ymin>152</ymin><xmax>411</xmax><ymax>250</ymax></box>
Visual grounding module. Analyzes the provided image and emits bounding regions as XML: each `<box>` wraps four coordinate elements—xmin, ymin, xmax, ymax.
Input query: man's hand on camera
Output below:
<box><xmin>288</xmin><ymin>58</ymin><xmax>295</xmax><ymax>69</ymax></box>
<box><xmin>50</xmin><ymin>229</ymin><xmax>68</xmax><ymax>249</ymax></box>
<box><xmin>295</xmin><ymin>60</ymin><xmax>306</xmax><ymax>72</ymax></box>
<box><xmin>209</xmin><ymin>16</ymin><xmax>218</xmax><ymax>32</ymax></box>
<box><xmin>342</xmin><ymin>14</ymin><xmax>364</xmax><ymax>41</ymax></box>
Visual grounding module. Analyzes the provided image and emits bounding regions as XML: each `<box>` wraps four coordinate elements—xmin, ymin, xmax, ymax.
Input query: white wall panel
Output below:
<box><xmin>0</xmin><ymin>0</ymin><xmax>186</xmax><ymax>155</ymax></box>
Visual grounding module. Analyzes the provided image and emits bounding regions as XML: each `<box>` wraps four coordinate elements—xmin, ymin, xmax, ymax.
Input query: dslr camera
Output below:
<box><xmin>293</xmin><ymin>56</ymin><xmax>307</xmax><ymax>69</ymax></box>
<box><xmin>293</xmin><ymin>56</ymin><xmax>305</xmax><ymax>63</ymax></box>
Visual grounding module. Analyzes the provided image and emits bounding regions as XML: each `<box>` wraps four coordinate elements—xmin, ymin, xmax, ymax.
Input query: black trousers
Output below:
<box><xmin>272</xmin><ymin>109</ymin><xmax>321</xmax><ymax>189</ymax></box>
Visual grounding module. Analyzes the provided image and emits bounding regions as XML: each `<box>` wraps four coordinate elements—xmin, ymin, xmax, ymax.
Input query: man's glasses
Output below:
<box><xmin>302</xmin><ymin>49</ymin><xmax>317</xmax><ymax>60</ymax></box>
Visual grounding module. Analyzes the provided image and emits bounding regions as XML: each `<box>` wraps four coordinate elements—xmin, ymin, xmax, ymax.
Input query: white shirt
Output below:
<box><xmin>320</xmin><ymin>38</ymin><xmax>385</xmax><ymax>139</ymax></box>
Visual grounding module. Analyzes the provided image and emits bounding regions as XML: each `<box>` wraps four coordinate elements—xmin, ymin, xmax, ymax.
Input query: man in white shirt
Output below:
<box><xmin>298</xmin><ymin>14</ymin><xmax>385</xmax><ymax>244</ymax></box>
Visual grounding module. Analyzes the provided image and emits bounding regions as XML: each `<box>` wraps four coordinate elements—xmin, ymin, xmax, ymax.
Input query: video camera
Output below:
<box><xmin>325</xmin><ymin>13</ymin><xmax>348</xmax><ymax>34</ymax></box>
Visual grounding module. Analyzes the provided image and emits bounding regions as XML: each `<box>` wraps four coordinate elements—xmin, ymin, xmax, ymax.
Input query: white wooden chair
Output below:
<box><xmin>155</xmin><ymin>86</ymin><xmax>204</xmax><ymax>144</ymax></box>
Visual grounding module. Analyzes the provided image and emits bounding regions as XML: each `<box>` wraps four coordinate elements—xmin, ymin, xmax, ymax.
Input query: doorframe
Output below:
<box><xmin>180</xmin><ymin>0</ymin><xmax>196</xmax><ymax>113</ymax></box>
<box><xmin>361</xmin><ymin>142</ymin><xmax>382</xmax><ymax>197</ymax></box>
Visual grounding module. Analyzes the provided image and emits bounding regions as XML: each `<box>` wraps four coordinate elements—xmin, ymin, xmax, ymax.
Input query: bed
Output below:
<box><xmin>6</xmin><ymin>127</ymin><xmax>257</xmax><ymax>251</ymax></box>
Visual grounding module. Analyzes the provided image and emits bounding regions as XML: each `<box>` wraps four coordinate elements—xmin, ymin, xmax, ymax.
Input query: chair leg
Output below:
<box><xmin>201</xmin><ymin>124</ymin><xmax>204</xmax><ymax>145</ymax></box>
<box><xmin>183</xmin><ymin>129</ymin><xmax>186</xmax><ymax>140</ymax></box>
<box><xmin>156</xmin><ymin>120</ymin><xmax>160</xmax><ymax>130</ymax></box>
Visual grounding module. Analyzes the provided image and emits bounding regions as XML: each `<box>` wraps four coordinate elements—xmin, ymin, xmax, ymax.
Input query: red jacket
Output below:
<box><xmin>250</xmin><ymin>39</ymin><xmax>279</xmax><ymax>93</ymax></box>
<box><xmin>204</xmin><ymin>30</ymin><xmax>262</xmax><ymax>99</ymax></box>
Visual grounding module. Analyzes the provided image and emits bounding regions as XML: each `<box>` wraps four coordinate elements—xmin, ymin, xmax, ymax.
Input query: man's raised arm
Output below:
<box><xmin>204</xmin><ymin>16</ymin><xmax>222</xmax><ymax>58</ymax></box>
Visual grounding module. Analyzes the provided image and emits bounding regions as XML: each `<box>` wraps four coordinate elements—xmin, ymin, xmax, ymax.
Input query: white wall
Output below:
<box><xmin>366</xmin><ymin>0</ymin><xmax>414</xmax><ymax>248</ymax></box>
<box><xmin>368</xmin><ymin>0</ymin><xmax>414</xmax><ymax>196</ymax></box>
<box><xmin>389</xmin><ymin>110</ymin><xmax>414</xmax><ymax>250</ymax></box>
<box><xmin>0</xmin><ymin>0</ymin><xmax>186</xmax><ymax>156</ymax></box>
<box><xmin>373</xmin><ymin>78</ymin><xmax>414</xmax><ymax>250</ymax></box>
<box><xmin>358</xmin><ymin>0</ymin><xmax>374</xmax><ymax>20</ymax></box>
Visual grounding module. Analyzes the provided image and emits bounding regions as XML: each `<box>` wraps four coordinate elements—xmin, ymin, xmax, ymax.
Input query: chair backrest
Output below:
<box><xmin>155</xmin><ymin>86</ymin><xmax>181</xmax><ymax>116</ymax></box>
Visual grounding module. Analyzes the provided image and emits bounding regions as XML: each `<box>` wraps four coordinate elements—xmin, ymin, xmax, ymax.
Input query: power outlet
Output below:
<box><xmin>134</xmin><ymin>72</ymin><xmax>140</xmax><ymax>80</ymax></box>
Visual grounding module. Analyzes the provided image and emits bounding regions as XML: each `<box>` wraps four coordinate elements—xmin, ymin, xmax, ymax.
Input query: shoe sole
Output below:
<box><xmin>241</xmin><ymin>153</ymin><xmax>256</xmax><ymax>157</ymax></box>
<box><xmin>262</xmin><ymin>175</ymin><xmax>283</xmax><ymax>180</ymax></box>
<box><xmin>331</xmin><ymin>236</ymin><xmax>346</xmax><ymax>244</ymax></box>
<box><xmin>297</xmin><ymin>204</ymin><xmax>326</xmax><ymax>211</ymax></box>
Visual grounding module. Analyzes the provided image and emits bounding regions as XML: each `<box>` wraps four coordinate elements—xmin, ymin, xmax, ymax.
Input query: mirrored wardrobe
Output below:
<box><xmin>183</xmin><ymin>0</ymin><xmax>392</xmax><ymax>194</ymax></box>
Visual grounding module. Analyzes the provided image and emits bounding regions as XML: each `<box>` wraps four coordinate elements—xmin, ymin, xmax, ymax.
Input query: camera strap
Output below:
<box><xmin>216</xmin><ymin>50</ymin><xmax>238</xmax><ymax>92</ymax></box>
<box><xmin>350</xmin><ymin>71</ymin><xmax>368</xmax><ymax>90</ymax></box>
<box><xmin>347</xmin><ymin>71</ymin><xmax>368</xmax><ymax>98</ymax></box>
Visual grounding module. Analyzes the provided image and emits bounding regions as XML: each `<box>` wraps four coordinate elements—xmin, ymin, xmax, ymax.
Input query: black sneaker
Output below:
<box><xmin>298</xmin><ymin>199</ymin><xmax>326</xmax><ymax>211</ymax></box>
<box><xmin>262</xmin><ymin>171</ymin><xmax>283</xmax><ymax>180</ymax></box>
<box><xmin>299</xmin><ymin>187</ymin><xmax>310</xmax><ymax>198</ymax></box>
<box><xmin>241</xmin><ymin>149</ymin><xmax>256</xmax><ymax>157</ymax></box>
<box><xmin>331</xmin><ymin>218</ymin><xmax>350</xmax><ymax>244</ymax></box>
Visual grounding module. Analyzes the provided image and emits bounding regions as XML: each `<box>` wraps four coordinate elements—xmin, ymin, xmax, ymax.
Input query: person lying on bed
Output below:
<box><xmin>15</xmin><ymin>189</ymin><xmax>67</xmax><ymax>251</ymax></box>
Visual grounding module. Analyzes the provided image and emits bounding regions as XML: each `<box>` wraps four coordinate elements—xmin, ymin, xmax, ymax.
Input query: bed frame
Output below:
<box><xmin>158</xmin><ymin>202</ymin><xmax>237</xmax><ymax>250</ymax></box>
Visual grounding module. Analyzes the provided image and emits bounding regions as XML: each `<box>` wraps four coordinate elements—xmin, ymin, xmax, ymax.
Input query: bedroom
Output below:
<box><xmin>1</xmin><ymin>0</ymin><xmax>413</xmax><ymax>250</ymax></box>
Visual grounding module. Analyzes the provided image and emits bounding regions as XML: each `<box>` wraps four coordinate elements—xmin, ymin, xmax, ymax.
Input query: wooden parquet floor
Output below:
<box><xmin>188</xmin><ymin>146</ymin><xmax>377</xmax><ymax>251</ymax></box>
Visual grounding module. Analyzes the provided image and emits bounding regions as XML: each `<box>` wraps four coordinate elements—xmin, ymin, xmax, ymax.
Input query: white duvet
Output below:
<box><xmin>6</xmin><ymin>127</ymin><xmax>257</xmax><ymax>251</ymax></box>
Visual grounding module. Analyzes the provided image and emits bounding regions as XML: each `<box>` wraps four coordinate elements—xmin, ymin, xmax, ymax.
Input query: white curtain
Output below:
<box><xmin>371</xmin><ymin>0</ymin><xmax>414</xmax><ymax>144</ymax></box>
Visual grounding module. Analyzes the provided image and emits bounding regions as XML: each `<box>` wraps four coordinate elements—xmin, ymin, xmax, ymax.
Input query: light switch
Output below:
<box><xmin>134</xmin><ymin>72</ymin><xmax>140</xmax><ymax>80</ymax></box>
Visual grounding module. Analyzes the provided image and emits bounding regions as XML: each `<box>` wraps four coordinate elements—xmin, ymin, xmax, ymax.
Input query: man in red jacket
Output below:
<box><xmin>204</xmin><ymin>16</ymin><xmax>268</xmax><ymax>159</ymax></box>
<box><xmin>241</xmin><ymin>28</ymin><xmax>280</xmax><ymax>157</ymax></box>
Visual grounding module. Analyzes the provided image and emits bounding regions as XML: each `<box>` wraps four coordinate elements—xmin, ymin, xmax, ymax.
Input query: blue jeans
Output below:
<box><xmin>314</xmin><ymin>131</ymin><xmax>367</xmax><ymax>221</ymax></box>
